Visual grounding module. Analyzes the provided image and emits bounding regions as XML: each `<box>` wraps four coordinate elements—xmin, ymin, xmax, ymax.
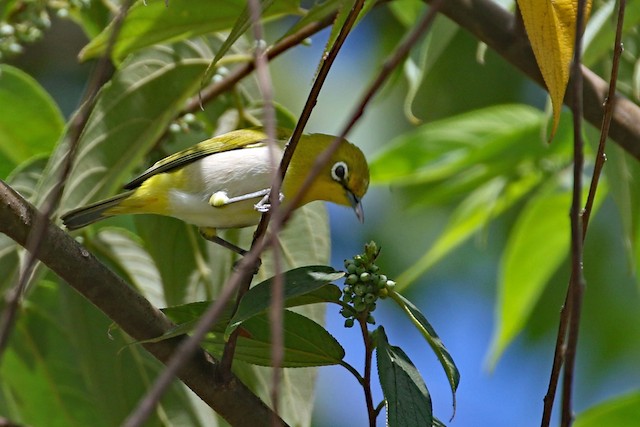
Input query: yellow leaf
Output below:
<box><xmin>517</xmin><ymin>0</ymin><xmax>591</xmax><ymax>140</ymax></box>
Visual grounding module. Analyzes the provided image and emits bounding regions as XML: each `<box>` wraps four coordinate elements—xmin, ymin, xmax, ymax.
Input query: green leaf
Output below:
<box><xmin>89</xmin><ymin>227</ymin><xmax>165</xmax><ymax>307</ymax></box>
<box><xmin>320</xmin><ymin>0</ymin><xmax>376</xmax><ymax>75</ymax></box>
<box><xmin>161</xmin><ymin>304</ymin><xmax>345</xmax><ymax>367</ymax></box>
<box><xmin>488</xmin><ymin>187</ymin><xmax>570</xmax><ymax>366</ymax></box>
<box><xmin>401</xmin><ymin>16</ymin><xmax>458</xmax><ymax>124</ymax></box>
<box><xmin>370</xmin><ymin>105</ymin><xmax>546</xmax><ymax>186</ymax></box>
<box><xmin>45</xmin><ymin>39</ymin><xmax>212</xmax><ymax>212</ymax></box>
<box><xmin>0</xmin><ymin>64</ymin><xmax>64</xmax><ymax>178</ymax></box>
<box><xmin>574</xmin><ymin>391</ymin><xmax>640</xmax><ymax>427</ymax></box>
<box><xmin>488</xmin><ymin>179</ymin><xmax>606</xmax><ymax>366</ymax></box>
<box><xmin>0</xmin><ymin>156</ymin><xmax>49</xmax><ymax>293</ymax></box>
<box><xmin>388</xmin><ymin>0</ymin><xmax>425</xmax><ymax>27</ymax></box>
<box><xmin>281</xmin><ymin>0</ymin><xmax>340</xmax><ymax>38</ymax></box>
<box><xmin>389</xmin><ymin>292</ymin><xmax>459</xmax><ymax>413</ymax></box>
<box><xmin>1</xmin><ymin>281</ymin><xmax>209</xmax><ymax>427</ymax></box>
<box><xmin>199</xmin><ymin>0</ymin><xmax>285</xmax><ymax>90</ymax></box>
<box><xmin>80</xmin><ymin>0</ymin><xmax>301</xmax><ymax>62</ymax></box>
<box><xmin>5</xmin><ymin>156</ymin><xmax>48</xmax><ymax>202</ymax></box>
<box><xmin>162</xmin><ymin>300</ymin><xmax>233</xmax><ymax>327</ymax></box>
<box><xmin>226</xmin><ymin>265</ymin><xmax>344</xmax><ymax>337</ymax></box>
<box><xmin>206</xmin><ymin>310</ymin><xmax>345</xmax><ymax>367</ymax></box>
<box><xmin>135</xmin><ymin>216</ymin><xmax>206</xmax><ymax>305</ymax></box>
<box><xmin>0</xmin><ymin>234</ymin><xmax>18</xmax><ymax>294</ymax></box>
<box><xmin>396</xmin><ymin>174</ymin><xmax>542</xmax><ymax>290</ymax></box>
<box><xmin>376</xmin><ymin>326</ymin><xmax>433</xmax><ymax>427</ymax></box>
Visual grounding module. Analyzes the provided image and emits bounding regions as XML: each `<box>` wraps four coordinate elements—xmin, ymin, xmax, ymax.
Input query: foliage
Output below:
<box><xmin>1</xmin><ymin>0</ymin><xmax>640</xmax><ymax>426</ymax></box>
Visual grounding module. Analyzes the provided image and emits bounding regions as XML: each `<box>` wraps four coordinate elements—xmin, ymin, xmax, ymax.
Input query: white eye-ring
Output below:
<box><xmin>331</xmin><ymin>161</ymin><xmax>349</xmax><ymax>182</ymax></box>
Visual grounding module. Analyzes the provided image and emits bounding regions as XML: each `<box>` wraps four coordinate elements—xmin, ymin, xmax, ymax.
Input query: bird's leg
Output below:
<box><xmin>199</xmin><ymin>227</ymin><xmax>248</xmax><ymax>256</ymax></box>
<box><xmin>209</xmin><ymin>189</ymin><xmax>270</xmax><ymax>208</ymax></box>
<box><xmin>254</xmin><ymin>191</ymin><xmax>284</xmax><ymax>213</ymax></box>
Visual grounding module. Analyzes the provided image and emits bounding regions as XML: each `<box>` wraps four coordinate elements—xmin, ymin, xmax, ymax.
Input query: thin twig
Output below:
<box><xmin>541</xmin><ymin>1</ymin><xmax>626</xmax><ymax>425</ymax></box>
<box><xmin>181</xmin><ymin>14</ymin><xmax>336</xmax><ymax>116</ymax></box>
<box><xmin>359</xmin><ymin>317</ymin><xmax>376</xmax><ymax>427</ymax></box>
<box><xmin>246</xmin><ymin>0</ymin><xmax>285</xmax><ymax>422</ymax></box>
<box><xmin>274</xmin><ymin>0</ymin><xmax>445</xmax><ymax>228</ymax></box>
<box><xmin>222</xmin><ymin>0</ymin><xmax>365</xmax><ymax>387</ymax></box>
<box><xmin>582</xmin><ymin>0</ymin><xmax>626</xmax><ymax>232</ymax></box>
<box><xmin>0</xmin><ymin>0</ymin><xmax>133</xmax><ymax>363</ymax></box>
<box><xmin>561</xmin><ymin>1</ymin><xmax>588</xmax><ymax>425</ymax></box>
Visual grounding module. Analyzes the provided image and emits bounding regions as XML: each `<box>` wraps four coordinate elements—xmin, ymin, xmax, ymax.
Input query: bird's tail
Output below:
<box><xmin>61</xmin><ymin>191</ymin><xmax>134</xmax><ymax>230</ymax></box>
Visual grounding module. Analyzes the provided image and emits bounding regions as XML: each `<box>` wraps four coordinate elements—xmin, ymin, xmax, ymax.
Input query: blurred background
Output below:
<box><xmin>7</xmin><ymin>3</ymin><xmax>640</xmax><ymax>426</ymax></box>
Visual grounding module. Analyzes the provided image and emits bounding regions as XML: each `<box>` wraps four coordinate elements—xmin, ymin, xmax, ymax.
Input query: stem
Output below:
<box><xmin>541</xmin><ymin>1</ymin><xmax>626</xmax><ymax>425</ymax></box>
<box><xmin>561</xmin><ymin>1</ymin><xmax>588</xmax><ymax>425</ymax></box>
<box><xmin>358</xmin><ymin>317</ymin><xmax>377</xmax><ymax>427</ymax></box>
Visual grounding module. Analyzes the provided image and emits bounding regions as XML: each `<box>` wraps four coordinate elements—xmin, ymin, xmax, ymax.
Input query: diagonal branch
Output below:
<box><xmin>0</xmin><ymin>180</ymin><xmax>284</xmax><ymax>427</ymax></box>
<box><xmin>428</xmin><ymin>0</ymin><xmax>640</xmax><ymax>160</ymax></box>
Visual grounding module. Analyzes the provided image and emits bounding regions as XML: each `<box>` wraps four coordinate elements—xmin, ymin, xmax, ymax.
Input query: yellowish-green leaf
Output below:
<box><xmin>0</xmin><ymin>64</ymin><xmax>64</xmax><ymax>178</ymax></box>
<box><xmin>396</xmin><ymin>174</ymin><xmax>541</xmax><ymax>291</ymax></box>
<box><xmin>574</xmin><ymin>391</ymin><xmax>640</xmax><ymax>427</ymax></box>
<box><xmin>517</xmin><ymin>0</ymin><xmax>591</xmax><ymax>139</ymax></box>
<box><xmin>80</xmin><ymin>0</ymin><xmax>300</xmax><ymax>62</ymax></box>
<box><xmin>487</xmin><ymin>178</ymin><xmax>606</xmax><ymax>367</ymax></box>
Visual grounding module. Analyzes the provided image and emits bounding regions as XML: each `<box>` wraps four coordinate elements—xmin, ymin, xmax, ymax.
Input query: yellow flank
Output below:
<box><xmin>104</xmin><ymin>170</ymin><xmax>183</xmax><ymax>216</ymax></box>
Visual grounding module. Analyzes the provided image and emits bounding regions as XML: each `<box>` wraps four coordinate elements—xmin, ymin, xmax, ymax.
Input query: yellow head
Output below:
<box><xmin>284</xmin><ymin>134</ymin><xmax>370</xmax><ymax>221</ymax></box>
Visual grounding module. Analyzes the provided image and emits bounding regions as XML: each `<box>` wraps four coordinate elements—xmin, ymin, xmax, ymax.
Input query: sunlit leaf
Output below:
<box><xmin>574</xmin><ymin>391</ymin><xmax>640</xmax><ymax>427</ymax></box>
<box><xmin>376</xmin><ymin>326</ymin><xmax>433</xmax><ymax>427</ymax></box>
<box><xmin>0</xmin><ymin>64</ymin><xmax>63</xmax><ymax>179</ymax></box>
<box><xmin>45</xmin><ymin>39</ymin><xmax>213</xmax><ymax>213</ymax></box>
<box><xmin>370</xmin><ymin>104</ymin><xmax>547</xmax><ymax>187</ymax></box>
<box><xmin>487</xmin><ymin>178</ymin><xmax>606</xmax><ymax>366</ymax></box>
<box><xmin>396</xmin><ymin>174</ymin><xmax>542</xmax><ymax>289</ymax></box>
<box><xmin>89</xmin><ymin>227</ymin><xmax>164</xmax><ymax>307</ymax></box>
<box><xmin>80</xmin><ymin>0</ymin><xmax>301</xmax><ymax>62</ymax></box>
<box><xmin>516</xmin><ymin>0</ymin><xmax>592</xmax><ymax>139</ymax></box>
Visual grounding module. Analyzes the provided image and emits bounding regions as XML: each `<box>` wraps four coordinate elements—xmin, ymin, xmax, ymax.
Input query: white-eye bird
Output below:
<box><xmin>61</xmin><ymin>128</ymin><xmax>370</xmax><ymax>253</ymax></box>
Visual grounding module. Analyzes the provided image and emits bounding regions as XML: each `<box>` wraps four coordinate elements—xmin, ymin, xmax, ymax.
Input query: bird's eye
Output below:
<box><xmin>331</xmin><ymin>161</ymin><xmax>348</xmax><ymax>182</ymax></box>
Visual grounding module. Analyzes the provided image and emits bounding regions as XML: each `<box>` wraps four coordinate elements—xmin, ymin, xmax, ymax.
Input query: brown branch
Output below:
<box><xmin>561</xmin><ymin>1</ymin><xmax>588</xmax><ymax>425</ymax></box>
<box><xmin>541</xmin><ymin>1</ymin><xmax>627</xmax><ymax>425</ymax></box>
<box><xmin>0</xmin><ymin>180</ymin><xmax>283</xmax><ymax>426</ymax></box>
<box><xmin>427</xmin><ymin>0</ymin><xmax>640</xmax><ymax>160</ymax></box>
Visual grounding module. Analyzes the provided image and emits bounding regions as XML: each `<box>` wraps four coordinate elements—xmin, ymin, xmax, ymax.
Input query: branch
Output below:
<box><xmin>0</xmin><ymin>180</ymin><xmax>283</xmax><ymax>427</ymax></box>
<box><xmin>429</xmin><ymin>0</ymin><xmax>640</xmax><ymax>160</ymax></box>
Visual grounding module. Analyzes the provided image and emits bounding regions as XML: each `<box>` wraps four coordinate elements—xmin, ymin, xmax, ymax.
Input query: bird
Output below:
<box><xmin>61</xmin><ymin>127</ymin><xmax>370</xmax><ymax>254</ymax></box>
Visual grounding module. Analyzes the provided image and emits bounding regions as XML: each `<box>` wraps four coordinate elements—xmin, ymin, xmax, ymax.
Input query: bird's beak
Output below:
<box><xmin>346</xmin><ymin>190</ymin><xmax>364</xmax><ymax>223</ymax></box>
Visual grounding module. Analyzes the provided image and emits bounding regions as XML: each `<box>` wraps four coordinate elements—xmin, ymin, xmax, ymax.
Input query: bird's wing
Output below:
<box><xmin>124</xmin><ymin>128</ymin><xmax>290</xmax><ymax>190</ymax></box>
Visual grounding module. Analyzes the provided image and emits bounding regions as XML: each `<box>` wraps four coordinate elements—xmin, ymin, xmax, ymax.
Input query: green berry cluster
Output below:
<box><xmin>0</xmin><ymin>0</ymin><xmax>88</xmax><ymax>60</ymax></box>
<box><xmin>340</xmin><ymin>241</ymin><xmax>396</xmax><ymax>328</ymax></box>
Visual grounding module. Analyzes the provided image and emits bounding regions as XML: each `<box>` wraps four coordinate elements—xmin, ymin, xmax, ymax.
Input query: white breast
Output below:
<box><xmin>167</xmin><ymin>146</ymin><xmax>283</xmax><ymax>229</ymax></box>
